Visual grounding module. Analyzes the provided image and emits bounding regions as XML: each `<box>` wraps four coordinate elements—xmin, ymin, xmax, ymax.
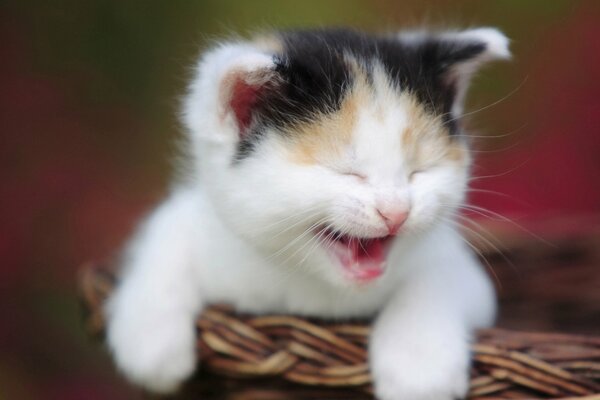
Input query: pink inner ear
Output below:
<box><xmin>229</xmin><ymin>79</ymin><xmax>262</xmax><ymax>135</ymax></box>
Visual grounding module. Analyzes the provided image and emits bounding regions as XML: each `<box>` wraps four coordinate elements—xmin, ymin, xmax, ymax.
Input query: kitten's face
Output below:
<box><xmin>184</xmin><ymin>29</ymin><xmax>508</xmax><ymax>287</ymax></box>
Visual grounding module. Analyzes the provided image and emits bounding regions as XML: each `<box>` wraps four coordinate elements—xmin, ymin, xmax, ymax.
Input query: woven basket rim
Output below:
<box><xmin>79</xmin><ymin>263</ymin><xmax>600</xmax><ymax>399</ymax></box>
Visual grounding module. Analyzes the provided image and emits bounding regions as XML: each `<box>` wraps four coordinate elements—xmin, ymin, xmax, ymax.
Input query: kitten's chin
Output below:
<box><xmin>315</xmin><ymin>227</ymin><xmax>395</xmax><ymax>284</ymax></box>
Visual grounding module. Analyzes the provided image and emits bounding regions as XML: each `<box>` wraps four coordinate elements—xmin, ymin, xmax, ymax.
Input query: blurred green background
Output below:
<box><xmin>2</xmin><ymin>1</ymin><xmax>599</xmax><ymax>398</ymax></box>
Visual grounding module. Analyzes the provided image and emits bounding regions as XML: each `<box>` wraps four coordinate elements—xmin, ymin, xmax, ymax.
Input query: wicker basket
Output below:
<box><xmin>80</xmin><ymin>258</ymin><xmax>600</xmax><ymax>400</ymax></box>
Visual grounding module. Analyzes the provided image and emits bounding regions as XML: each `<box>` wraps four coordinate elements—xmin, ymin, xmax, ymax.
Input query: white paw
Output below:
<box><xmin>106</xmin><ymin>296</ymin><xmax>197</xmax><ymax>393</ymax></box>
<box><xmin>371</xmin><ymin>335</ymin><xmax>470</xmax><ymax>400</ymax></box>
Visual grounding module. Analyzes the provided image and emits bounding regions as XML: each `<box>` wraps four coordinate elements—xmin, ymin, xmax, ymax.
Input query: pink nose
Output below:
<box><xmin>377</xmin><ymin>207</ymin><xmax>409</xmax><ymax>235</ymax></box>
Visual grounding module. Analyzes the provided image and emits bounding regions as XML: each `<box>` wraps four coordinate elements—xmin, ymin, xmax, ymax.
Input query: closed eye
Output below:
<box><xmin>343</xmin><ymin>170</ymin><xmax>367</xmax><ymax>181</ymax></box>
<box><xmin>328</xmin><ymin>166</ymin><xmax>366</xmax><ymax>181</ymax></box>
<box><xmin>326</xmin><ymin>166</ymin><xmax>367</xmax><ymax>181</ymax></box>
<box><xmin>409</xmin><ymin>169</ymin><xmax>426</xmax><ymax>181</ymax></box>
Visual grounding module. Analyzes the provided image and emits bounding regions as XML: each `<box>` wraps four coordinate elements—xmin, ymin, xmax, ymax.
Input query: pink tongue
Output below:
<box><xmin>348</xmin><ymin>238</ymin><xmax>385</xmax><ymax>263</ymax></box>
<box><xmin>346</xmin><ymin>238</ymin><xmax>386</xmax><ymax>282</ymax></box>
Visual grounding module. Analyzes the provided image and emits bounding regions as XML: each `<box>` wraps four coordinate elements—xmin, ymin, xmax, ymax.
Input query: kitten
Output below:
<box><xmin>105</xmin><ymin>28</ymin><xmax>510</xmax><ymax>399</ymax></box>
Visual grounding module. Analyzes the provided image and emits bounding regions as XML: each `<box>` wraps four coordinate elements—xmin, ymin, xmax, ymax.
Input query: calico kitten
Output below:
<box><xmin>106</xmin><ymin>28</ymin><xmax>510</xmax><ymax>399</ymax></box>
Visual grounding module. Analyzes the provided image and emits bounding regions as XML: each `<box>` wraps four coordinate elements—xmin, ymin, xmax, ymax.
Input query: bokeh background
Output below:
<box><xmin>2</xmin><ymin>1</ymin><xmax>599</xmax><ymax>398</ymax></box>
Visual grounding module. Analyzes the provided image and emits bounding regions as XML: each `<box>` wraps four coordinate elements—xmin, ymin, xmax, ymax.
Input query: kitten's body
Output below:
<box><xmin>106</xmin><ymin>28</ymin><xmax>509</xmax><ymax>399</ymax></box>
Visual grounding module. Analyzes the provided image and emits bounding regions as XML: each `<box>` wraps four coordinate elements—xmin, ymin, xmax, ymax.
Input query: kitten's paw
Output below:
<box><xmin>373</xmin><ymin>368</ymin><xmax>469</xmax><ymax>400</ymax></box>
<box><xmin>106</xmin><ymin>303</ymin><xmax>196</xmax><ymax>393</ymax></box>
<box><xmin>371</xmin><ymin>337</ymin><xmax>470</xmax><ymax>400</ymax></box>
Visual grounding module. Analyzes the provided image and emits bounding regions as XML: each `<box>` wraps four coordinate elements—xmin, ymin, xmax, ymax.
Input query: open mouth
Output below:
<box><xmin>316</xmin><ymin>226</ymin><xmax>394</xmax><ymax>283</ymax></box>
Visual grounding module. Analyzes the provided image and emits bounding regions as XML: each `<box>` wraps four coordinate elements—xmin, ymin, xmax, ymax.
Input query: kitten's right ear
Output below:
<box><xmin>182</xmin><ymin>44</ymin><xmax>279</xmax><ymax>141</ymax></box>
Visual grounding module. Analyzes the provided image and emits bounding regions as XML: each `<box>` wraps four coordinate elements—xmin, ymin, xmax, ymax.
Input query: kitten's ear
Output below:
<box><xmin>182</xmin><ymin>44</ymin><xmax>279</xmax><ymax>141</ymax></box>
<box><xmin>437</xmin><ymin>28</ymin><xmax>510</xmax><ymax>111</ymax></box>
<box><xmin>400</xmin><ymin>27</ymin><xmax>511</xmax><ymax>116</ymax></box>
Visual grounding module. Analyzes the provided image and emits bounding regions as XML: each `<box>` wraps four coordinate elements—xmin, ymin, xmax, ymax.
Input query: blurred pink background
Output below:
<box><xmin>1</xmin><ymin>1</ymin><xmax>599</xmax><ymax>398</ymax></box>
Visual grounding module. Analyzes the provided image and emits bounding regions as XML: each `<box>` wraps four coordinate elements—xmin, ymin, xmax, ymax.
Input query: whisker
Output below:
<box><xmin>468</xmin><ymin>138</ymin><xmax>525</xmax><ymax>154</ymax></box>
<box><xmin>439</xmin><ymin>215</ymin><xmax>504</xmax><ymax>290</ymax></box>
<box><xmin>267</xmin><ymin>209</ymin><xmax>325</xmax><ymax>240</ymax></box>
<box><xmin>467</xmin><ymin>188</ymin><xmax>516</xmax><ymax>199</ymax></box>
<box><xmin>466</xmin><ymin>188</ymin><xmax>531</xmax><ymax>208</ymax></box>
<box><xmin>236</xmin><ymin>204</ymin><xmax>323</xmax><ymax>234</ymax></box>
<box><xmin>453</xmin><ymin>213</ymin><xmax>520</xmax><ymax>278</ymax></box>
<box><xmin>265</xmin><ymin>216</ymin><xmax>330</xmax><ymax>263</ymax></box>
<box><xmin>447</xmin><ymin>76</ymin><xmax>528</xmax><ymax>123</ymax></box>
<box><xmin>458</xmin><ymin>204</ymin><xmax>554</xmax><ymax>247</ymax></box>
<box><xmin>467</xmin><ymin>124</ymin><xmax>527</xmax><ymax>139</ymax></box>
<box><xmin>257</xmin><ymin>217</ymin><xmax>333</xmax><ymax>286</ymax></box>
<box><xmin>468</xmin><ymin>158</ymin><xmax>532</xmax><ymax>182</ymax></box>
<box><xmin>295</xmin><ymin>223</ymin><xmax>339</xmax><ymax>269</ymax></box>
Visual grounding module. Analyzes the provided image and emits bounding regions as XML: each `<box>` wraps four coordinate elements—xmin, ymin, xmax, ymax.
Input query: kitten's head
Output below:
<box><xmin>183</xmin><ymin>28</ymin><xmax>509</xmax><ymax>287</ymax></box>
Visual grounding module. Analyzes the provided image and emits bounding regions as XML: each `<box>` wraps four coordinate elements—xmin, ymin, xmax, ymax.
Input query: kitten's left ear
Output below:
<box><xmin>400</xmin><ymin>27</ymin><xmax>511</xmax><ymax>117</ymax></box>
<box><xmin>439</xmin><ymin>28</ymin><xmax>510</xmax><ymax>110</ymax></box>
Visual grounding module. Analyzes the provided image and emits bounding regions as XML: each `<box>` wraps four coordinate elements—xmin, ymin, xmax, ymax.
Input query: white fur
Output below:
<box><xmin>106</xmin><ymin>29</ymin><xmax>506</xmax><ymax>399</ymax></box>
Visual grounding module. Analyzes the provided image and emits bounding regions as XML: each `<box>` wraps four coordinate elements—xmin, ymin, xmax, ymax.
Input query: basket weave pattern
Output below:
<box><xmin>80</xmin><ymin>264</ymin><xmax>600</xmax><ymax>399</ymax></box>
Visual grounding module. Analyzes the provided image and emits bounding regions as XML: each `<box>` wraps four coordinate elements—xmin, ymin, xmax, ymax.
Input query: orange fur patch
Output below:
<box><xmin>286</xmin><ymin>71</ymin><xmax>371</xmax><ymax>165</ymax></box>
<box><xmin>400</xmin><ymin>96</ymin><xmax>468</xmax><ymax>168</ymax></box>
<box><xmin>283</xmin><ymin>62</ymin><xmax>468</xmax><ymax>169</ymax></box>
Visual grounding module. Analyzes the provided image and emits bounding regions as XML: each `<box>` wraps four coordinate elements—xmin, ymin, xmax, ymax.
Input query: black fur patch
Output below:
<box><xmin>235</xmin><ymin>28</ymin><xmax>487</xmax><ymax>160</ymax></box>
